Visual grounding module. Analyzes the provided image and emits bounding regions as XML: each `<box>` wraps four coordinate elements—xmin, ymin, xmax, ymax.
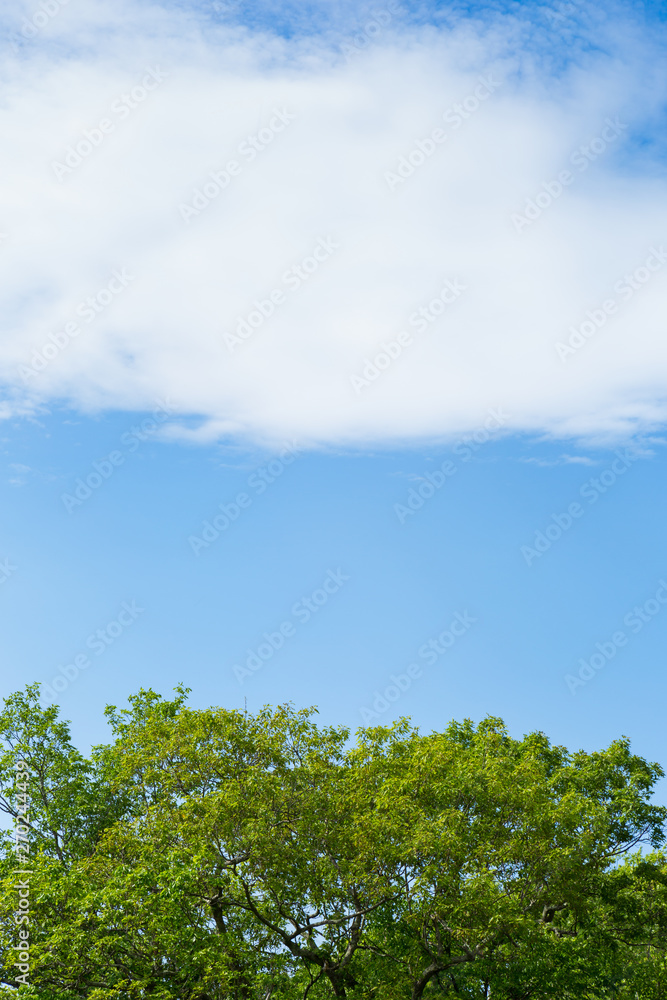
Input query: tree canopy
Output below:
<box><xmin>1</xmin><ymin>684</ymin><xmax>667</xmax><ymax>998</ymax></box>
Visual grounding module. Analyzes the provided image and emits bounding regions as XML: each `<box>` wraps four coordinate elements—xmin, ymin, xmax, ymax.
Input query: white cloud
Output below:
<box><xmin>1</xmin><ymin>1</ymin><xmax>667</xmax><ymax>448</ymax></box>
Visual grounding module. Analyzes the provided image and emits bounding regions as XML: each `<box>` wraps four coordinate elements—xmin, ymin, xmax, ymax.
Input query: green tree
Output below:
<box><xmin>0</xmin><ymin>685</ymin><xmax>666</xmax><ymax>998</ymax></box>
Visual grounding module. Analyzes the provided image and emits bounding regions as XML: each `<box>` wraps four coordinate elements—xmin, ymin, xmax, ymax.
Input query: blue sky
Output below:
<box><xmin>2</xmin><ymin>410</ymin><xmax>667</xmax><ymax>795</ymax></box>
<box><xmin>1</xmin><ymin>0</ymin><xmax>667</xmax><ymax>792</ymax></box>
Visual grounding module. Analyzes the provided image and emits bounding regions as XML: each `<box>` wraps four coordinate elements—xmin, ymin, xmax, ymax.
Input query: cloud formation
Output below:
<box><xmin>1</xmin><ymin>0</ymin><xmax>667</xmax><ymax>447</ymax></box>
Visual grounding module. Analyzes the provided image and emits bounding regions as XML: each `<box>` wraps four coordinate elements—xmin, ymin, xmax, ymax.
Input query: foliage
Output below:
<box><xmin>1</xmin><ymin>684</ymin><xmax>666</xmax><ymax>998</ymax></box>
